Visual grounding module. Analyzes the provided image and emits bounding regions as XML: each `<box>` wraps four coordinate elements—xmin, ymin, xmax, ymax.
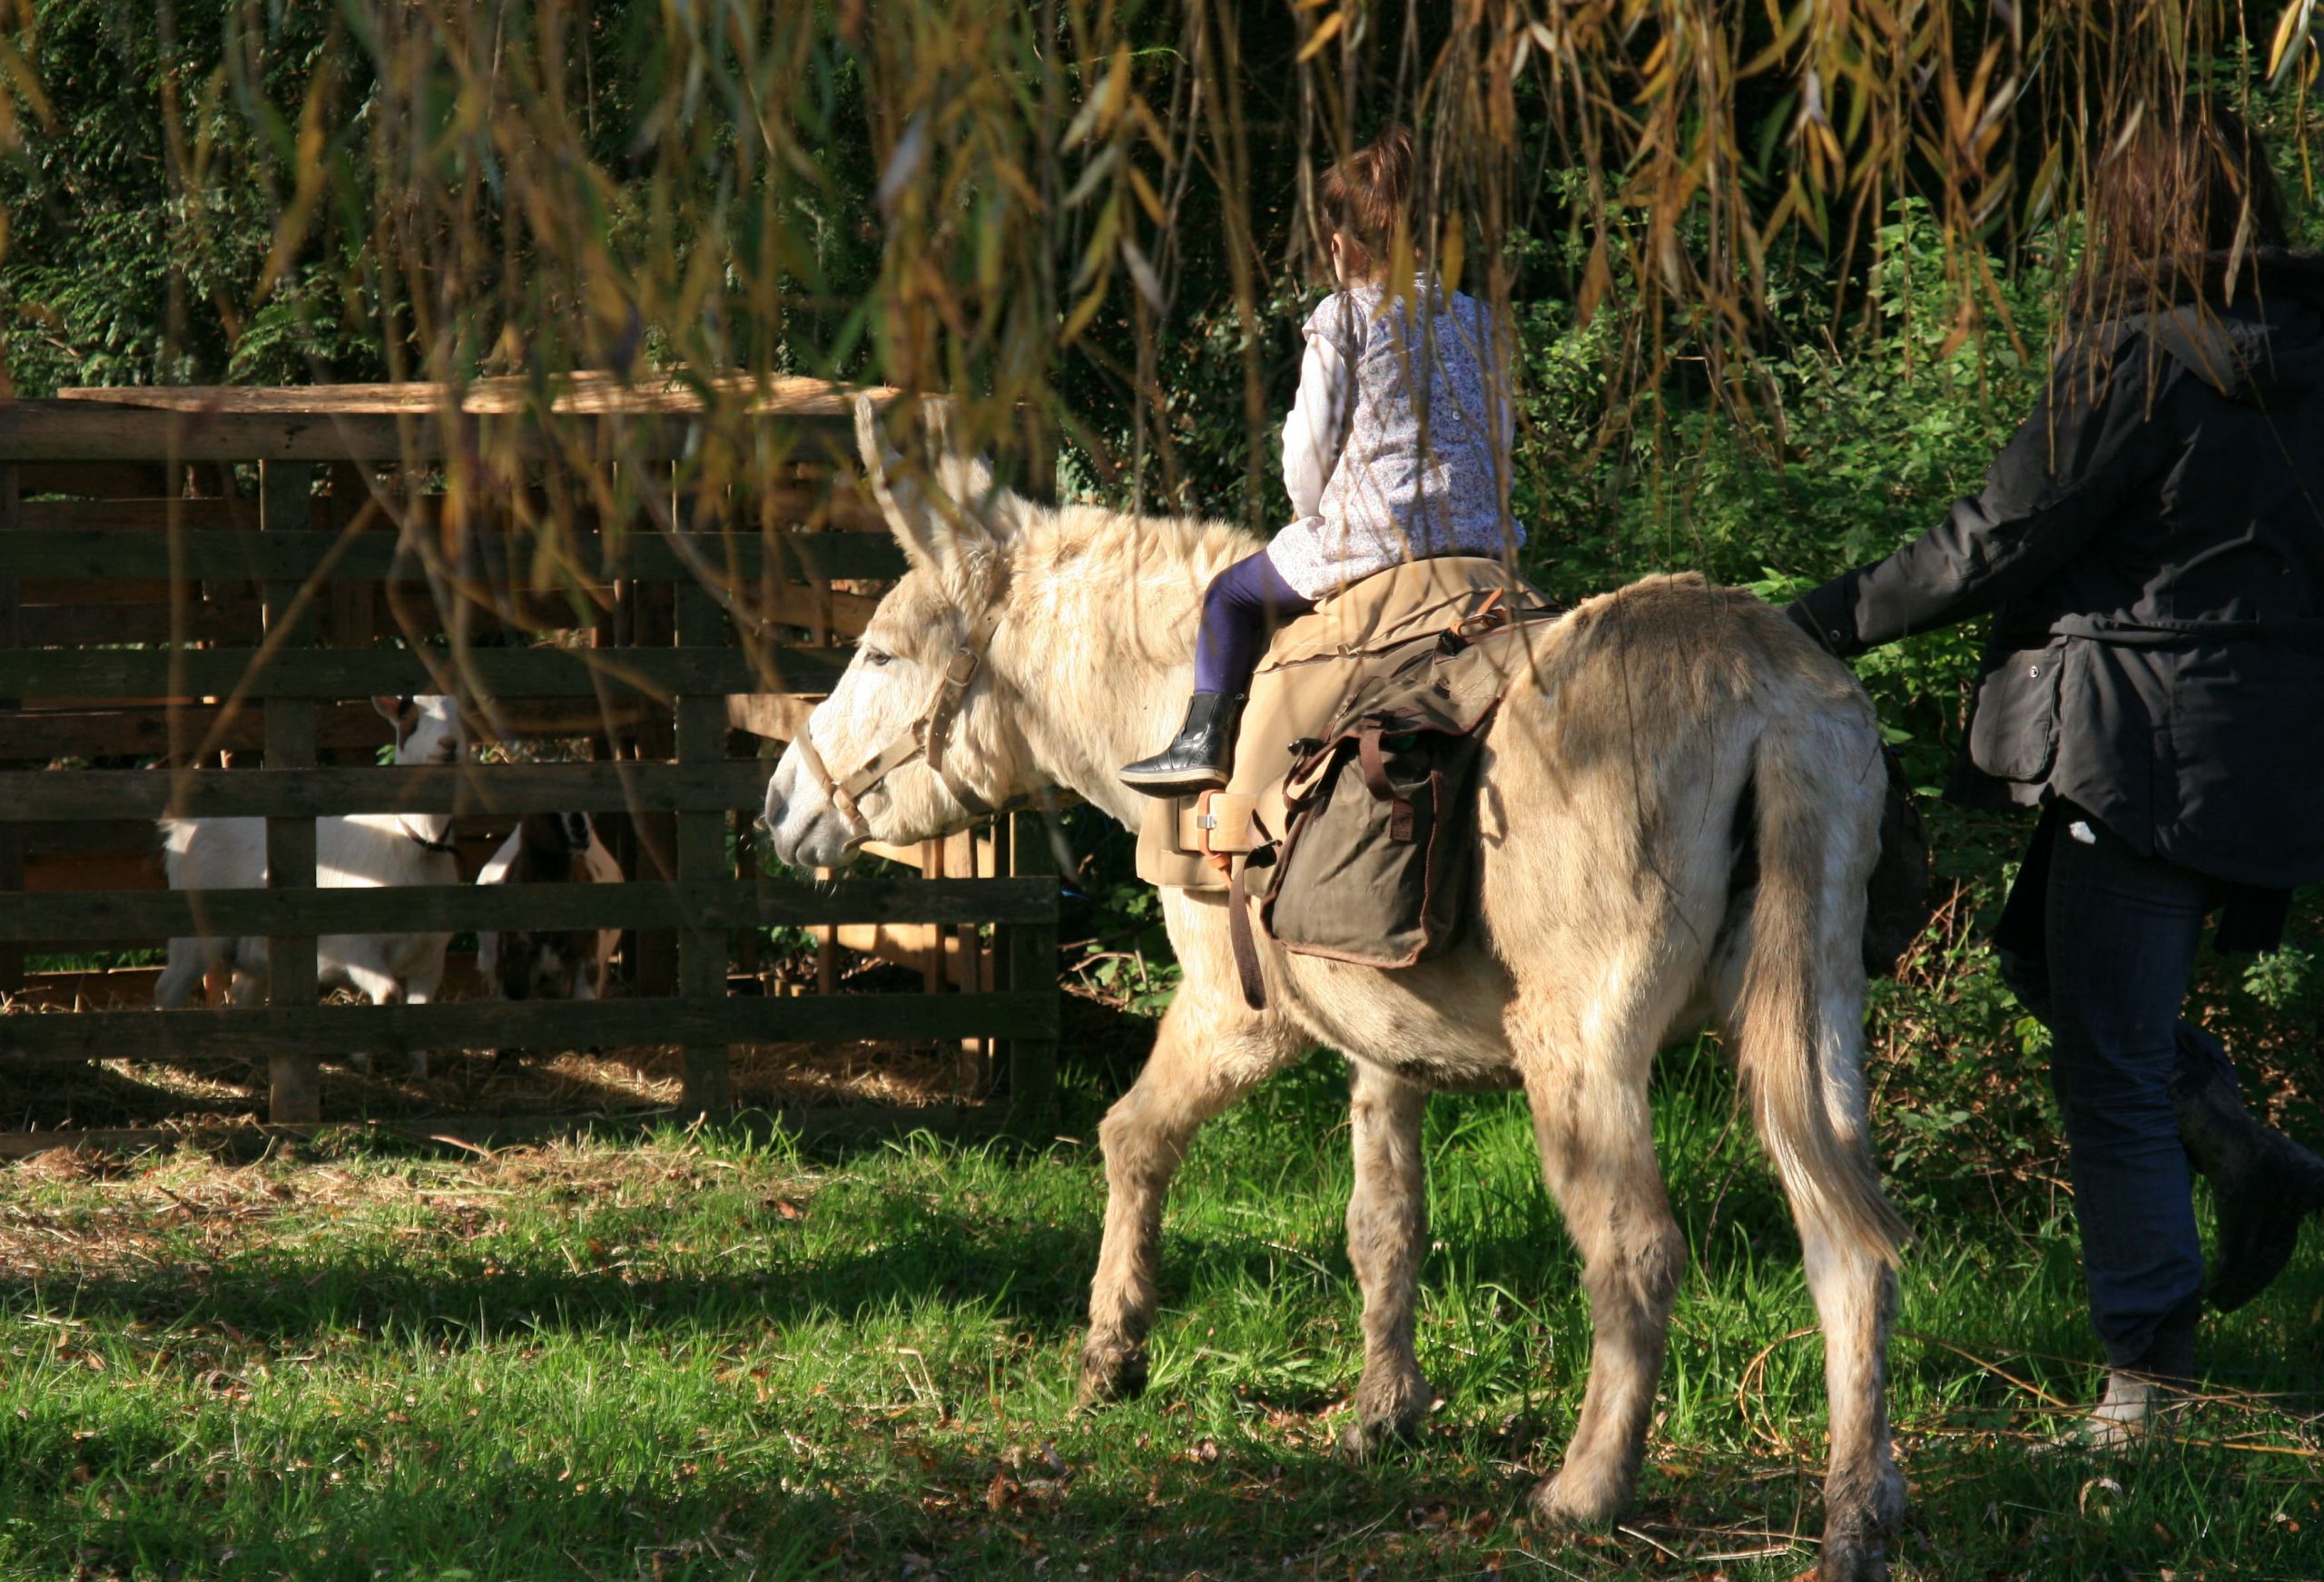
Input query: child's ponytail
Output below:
<box><xmin>1319</xmin><ymin>124</ymin><xmax>1415</xmax><ymax>284</ymax></box>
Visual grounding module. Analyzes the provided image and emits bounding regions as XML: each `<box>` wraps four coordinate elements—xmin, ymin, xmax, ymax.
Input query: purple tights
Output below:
<box><xmin>1191</xmin><ymin>551</ymin><xmax>1315</xmax><ymax>697</ymax></box>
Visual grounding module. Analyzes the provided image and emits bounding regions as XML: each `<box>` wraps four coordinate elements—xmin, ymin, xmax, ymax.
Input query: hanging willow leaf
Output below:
<box><xmin>1297</xmin><ymin>11</ymin><xmax>1344</xmax><ymax>63</ymax></box>
<box><xmin>2269</xmin><ymin>0</ymin><xmax>2317</xmax><ymax>87</ymax></box>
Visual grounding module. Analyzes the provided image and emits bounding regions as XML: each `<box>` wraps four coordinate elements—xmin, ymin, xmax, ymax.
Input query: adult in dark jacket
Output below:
<box><xmin>1791</xmin><ymin>102</ymin><xmax>2324</xmax><ymax>1441</ymax></box>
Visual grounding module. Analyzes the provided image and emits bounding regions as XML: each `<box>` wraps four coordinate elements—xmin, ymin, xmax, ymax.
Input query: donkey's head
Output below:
<box><xmin>374</xmin><ymin>694</ymin><xmax>465</xmax><ymax>766</ymax></box>
<box><xmin>763</xmin><ymin>398</ymin><xmax>1038</xmax><ymax>869</ymax></box>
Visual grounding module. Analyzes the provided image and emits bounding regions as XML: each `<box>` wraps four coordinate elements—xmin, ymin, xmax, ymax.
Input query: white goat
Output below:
<box><xmin>154</xmin><ymin>696</ymin><xmax>466</xmax><ymax>1073</ymax></box>
<box><xmin>474</xmin><ymin>811</ymin><xmax>624</xmax><ymax>1002</ymax></box>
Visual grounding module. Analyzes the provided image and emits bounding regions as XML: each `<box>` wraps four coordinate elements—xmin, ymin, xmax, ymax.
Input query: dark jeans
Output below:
<box><xmin>1190</xmin><ymin>551</ymin><xmax>1315</xmax><ymax>697</ymax></box>
<box><xmin>1997</xmin><ymin>803</ymin><xmax>2240</xmax><ymax>1367</ymax></box>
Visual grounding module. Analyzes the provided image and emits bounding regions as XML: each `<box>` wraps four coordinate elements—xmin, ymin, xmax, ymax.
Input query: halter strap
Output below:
<box><xmin>398</xmin><ymin>817</ymin><xmax>460</xmax><ymax>856</ymax></box>
<box><xmin>793</xmin><ymin>642</ymin><xmax>993</xmax><ymax>851</ymax></box>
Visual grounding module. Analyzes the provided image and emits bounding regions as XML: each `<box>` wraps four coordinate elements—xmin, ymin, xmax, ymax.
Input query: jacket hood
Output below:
<box><xmin>2072</xmin><ymin>249</ymin><xmax>2324</xmax><ymax>403</ymax></box>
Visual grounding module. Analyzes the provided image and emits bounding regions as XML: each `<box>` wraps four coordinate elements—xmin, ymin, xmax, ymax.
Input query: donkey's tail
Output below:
<box><xmin>1735</xmin><ymin>717</ymin><xmax>1911</xmax><ymax>1270</ymax></box>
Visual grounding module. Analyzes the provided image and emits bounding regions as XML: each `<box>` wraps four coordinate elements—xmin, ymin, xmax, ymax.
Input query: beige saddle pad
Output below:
<box><xmin>1137</xmin><ymin>555</ymin><xmax>1554</xmax><ymax>889</ymax></box>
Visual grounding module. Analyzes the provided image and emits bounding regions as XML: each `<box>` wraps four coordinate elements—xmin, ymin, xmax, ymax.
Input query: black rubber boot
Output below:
<box><xmin>1119</xmin><ymin>693</ymin><xmax>1244</xmax><ymax>796</ymax></box>
<box><xmin>2173</xmin><ymin>1051</ymin><xmax>2324</xmax><ymax>1312</ymax></box>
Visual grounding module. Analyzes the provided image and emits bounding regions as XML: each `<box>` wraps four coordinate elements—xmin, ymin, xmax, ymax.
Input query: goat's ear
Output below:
<box><xmin>853</xmin><ymin>393</ymin><xmax>1002</xmax><ymax>608</ymax></box>
<box><xmin>371</xmin><ymin>695</ymin><xmax>412</xmax><ymax>725</ymax></box>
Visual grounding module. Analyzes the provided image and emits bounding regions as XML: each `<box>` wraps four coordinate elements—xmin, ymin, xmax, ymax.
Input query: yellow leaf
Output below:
<box><xmin>1128</xmin><ymin>164</ymin><xmax>1166</xmax><ymax>225</ymax></box>
<box><xmin>1577</xmin><ymin>235</ymin><xmax>1612</xmax><ymax>328</ymax></box>
<box><xmin>1438</xmin><ymin>214</ymin><xmax>1465</xmax><ymax>296</ymax></box>
<box><xmin>2270</xmin><ymin>0</ymin><xmax>2316</xmax><ymax>87</ymax></box>
<box><xmin>1060</xmin><ymin>279</ymin><xmax>1110</xmax><ymax>345</ymax></box>
<box><xmin>1297</xmin><ymin>11</ymin><xmax>1344</xmax><ymax>62</ymax></box>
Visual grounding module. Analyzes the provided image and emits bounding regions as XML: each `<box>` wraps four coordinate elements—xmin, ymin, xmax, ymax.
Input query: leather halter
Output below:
<box><xmin>791</xmin><ymin>643</ymin><xmax>992</xmax><ymax>850</ymax></box>
<box><xmin>397</xmin><ymin>817</ymin><xmax>460</xmax><ymax>857</ymax></box>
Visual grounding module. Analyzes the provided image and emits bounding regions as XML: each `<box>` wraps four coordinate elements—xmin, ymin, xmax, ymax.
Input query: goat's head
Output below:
<box><xmin>373</xmin><ymin>695</ymin><xmax>465</xmax><ymax>766</ymax></box>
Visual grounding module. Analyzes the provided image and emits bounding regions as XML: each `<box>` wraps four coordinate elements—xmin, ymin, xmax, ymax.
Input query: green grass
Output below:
<box><xmin>3</xmin><ymin>1048</ymin><xmax>2319</xmax><ymax>1581</ymax></box>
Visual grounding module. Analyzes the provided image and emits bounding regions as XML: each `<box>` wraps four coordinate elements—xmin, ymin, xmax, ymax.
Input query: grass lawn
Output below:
<box><xmin>3</xmin><ymin>1046</ymin><xmax>2319</xmax><ymax>1581</ymax></box>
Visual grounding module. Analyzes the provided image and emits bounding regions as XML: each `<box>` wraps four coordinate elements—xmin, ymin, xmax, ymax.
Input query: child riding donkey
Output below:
<box><xmin>1119</xmin><ymin>125</ymin><xmax>1525</xmax><ymax>793</ymax></box>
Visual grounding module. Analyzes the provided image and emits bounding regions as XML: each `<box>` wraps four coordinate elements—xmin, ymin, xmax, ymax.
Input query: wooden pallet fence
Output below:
<box><xmin>0</xmin><ymin>383</ymin><xmax>1061</xmax><ymax>1139</ymax></box>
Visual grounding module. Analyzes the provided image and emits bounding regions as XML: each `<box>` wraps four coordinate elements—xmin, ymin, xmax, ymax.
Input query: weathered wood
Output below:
<box><xmin>261</xmin><ymin>460</ymin><xmax>323</xmax><ymax>1124</ymax></box>
<box><xmin>0</xmin><ymin>990</ymin><xmax>1059</xmax><ymax>1065</ymax></box>
<box><xmin>724</xmin><ymin>693</ymin><xmax>825</xmax><ymax>743</ymax></box>
<box><xmin>0</xmin><ymin>699</ymin><xmax>668</xmax><ymax>762</ymax></box>
<box><xmin>18</xmin><ymin>600</ymin><xmax>265</xmax><ymax>647</ymax></box>
<box><xmin>0</xmin><ymin>644</ymin><xmax>847</xmax><ymax>701</ymax></box>
<box><xmin>14</xmin><ymin>462</ymin><xmax>173</xmax><ymax>498</ymax></box>
<box><xmin>1004</xmin><ymin>806</ymin><xmax>1062</xmax><ymax>1130</ymax></box>
<box><xmin>0</xmin><ymin>461</ymin><xmax>22</xmax><ymax>992</ymax></box>
<box><xmin>54</xmin><ymin>374</ymin><xmax>899</xmax><ymax>420</ymax></box>
<box><xmin>0</xmin><ymin>760</ymin><xmax>778</xmax><ymax>821</ymax></box>
<box><xmin>676</xmin><ymin>562</ymin><xmax>734</xmax><ymax>1121</ymax></box>
<box><xmin>0</xmin><ymin>878</ymin><xmax>1059</xmax><ymax>943</ymax></box>
<box><xmin>0</xmin><ymin>399</ymin><xmax>870</xmax><ymax>465</ymax></box>
<box><xmin>17</xmin><ymin>497</ymin><xmax>245</xmax><ymax>532</ymax></box>
<box><xmin>0</xmin><ymin>526</ymin><xmax>908</xmax><ymax>584</ymax></box>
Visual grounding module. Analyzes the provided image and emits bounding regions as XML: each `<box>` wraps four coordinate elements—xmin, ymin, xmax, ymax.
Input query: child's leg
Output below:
<box><xmin>1120</xmin><ymin>551</ymin><xmax>1315</xmax><ymax>794</ymax></box>
<box><xmin>1191</xmin><ymin>551</ymin><xmax>1315</xmax><ymax>698</ymax></box>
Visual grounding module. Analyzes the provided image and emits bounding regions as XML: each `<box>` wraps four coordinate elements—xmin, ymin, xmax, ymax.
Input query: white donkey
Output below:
<box><xmin>762</xmin><ymin>404</ymin><xmax>1908</xmax><ymax>1581</ymax></box>
<box><xmin>156</xmin><ymin>695</ymin><xmax>466</xmax><ymax>1074</ymax></box>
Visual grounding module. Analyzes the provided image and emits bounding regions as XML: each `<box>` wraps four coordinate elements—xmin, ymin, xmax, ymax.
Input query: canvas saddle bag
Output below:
<box><xmin>1137</xmin><ymin>556</ymin><xmax>1560</xmax><ymax>1005</ymax></box>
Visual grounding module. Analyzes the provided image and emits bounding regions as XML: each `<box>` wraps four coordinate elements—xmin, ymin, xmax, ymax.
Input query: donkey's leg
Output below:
<box><xmin>1797</xmin><ymin>1221</ymin><xmax>1903</xmax><ymax>1582</ymax></box>
<box><xmin>1340</xmin><ymin>1061</ymin><xmax>1433</xmax><ymax>1456</ymax></box>
<box><xmin>1080</xmin><ymin>980</ymin><xmax>1303</xmax><ymax>1405</ymax></box>
<box><xmin>1515</xmin><ymin>1002</ymin><xmax>1687</xmax><ymax>1528</ymax></box>
<box><xmin>1757</xmin><ymin>980</ymin><xmax>1903</xmax><ymax>1580</ymax></box>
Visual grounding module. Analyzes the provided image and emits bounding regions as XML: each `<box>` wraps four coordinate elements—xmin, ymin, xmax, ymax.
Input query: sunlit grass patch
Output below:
<box><xmin>2</xmin><ymin>1054</ymin><xmax>2319</xmax><ymax>1581</ymax></box>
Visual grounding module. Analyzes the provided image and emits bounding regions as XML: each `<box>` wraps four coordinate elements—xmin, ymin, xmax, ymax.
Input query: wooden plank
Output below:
<box><xmin>0</xmin><ymin>990</ymin><xmax>1060</xmax><ymax>1065</ymax></box>
<box><xmin>23</xmin><ymin>850</ymin><xmax>155</xmax><ymax>892</ymax></box>
<box><xmin>724</xmin><ymin>693</ymin><xmax>824</xmax><ymax>743</ymax></box>
<box><xmin>0</xmin><ymin>644</ymin><xmax>847</xmax><ymax>700</ymax></box>
<box><xmin>16</xmin><ymin>497</ymin><xmax>245</xmax><ymax>532</ymax></box>
<box><xmin>0</xmin><ymin>760</ymin><xmax>777</xmax><ymax>820</ymax></box>
<box><xmin>1004</xmin><ymin>805</ymin><xmax>1061</xmax><ymax>1130</ymax></box>
<box><xmin>53</xmin><ymin>374</ymin><xmax>899</xmax><ymax>420</ymax></box>
<box><xmin>21</xmin><ymin>577</ymin><xmax>179</xmax><ymax>604</ymax></box>
<box><xmin>0</xmin><ymin>878</ymin><xmax>1062</xmax><ymax>941</ymax></box>
<box><xmin>14</xmin><ymin>462</ymin><xmax>172</xmax><ymax>498</ymax></box>
<box><xmin>0</xmin><ymin>526</ymin><xmax>909</xmax><ymax>583</ymax></box>
<box><xmin>19</xmin><ymin>600</ymin><xmax>264</xmax><ymax>647</ymax></box>
<box><xmin>0</xmin><ymin>699</ymin><xmax>669</xmax><ymax>761</ymax></box>
<box><xmin>0</xmin><ymin>400</ymin><xmax>869</xmax><ymax>465</ymax></box>
<box><xmin>261</xmin><ymin>460</ymin><xmax>321</xmax><ymax>1123</ymax></box>
<box><xmin>0</xmin><ymin>461</ymin><xmax>20</xmax><ymax>992</ymax></box>
<box><xmin>0</xmin><ymin>1099</ymin><xmax>1008</xmax><ymax>1163</ymax></box>
<box><xmin>675</xmin><ymin>567</ymin><xmax>732</xmax><ymax>1120</ymax></box>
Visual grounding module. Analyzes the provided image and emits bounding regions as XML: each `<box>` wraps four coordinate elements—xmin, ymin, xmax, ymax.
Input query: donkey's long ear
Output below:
<box><xmin>856</xmin><ymin>393</ymin><xmax>945</xmax><ymax>578</ymax></box>
<box><xmin>854</xmin><ymin>393</ymin><xmax>1002</xmax><ymax>607</ymax></box>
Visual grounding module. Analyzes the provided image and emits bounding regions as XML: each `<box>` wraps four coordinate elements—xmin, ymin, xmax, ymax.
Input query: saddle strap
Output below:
<box><xmin>1355</xmin><ymin>722</ymin><xmax>1416</xmax><ymax>843</ymax></box>
<box><xmin>1226</xmin><ymin>856</ymin><xmax>1268</xmax><ymax>1011</ymax></box>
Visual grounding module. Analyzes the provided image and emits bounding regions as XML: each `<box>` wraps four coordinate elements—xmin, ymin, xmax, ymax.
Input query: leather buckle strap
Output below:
<box><xmin>1355</xmin><ymin>721</ymin><xmax>1416</xmax><ymax>843</ymax></box>
<box><xmin>1226</xmin><ymin>854</ymin><xmax>1267</xmax><ymax>1010</ymax></box>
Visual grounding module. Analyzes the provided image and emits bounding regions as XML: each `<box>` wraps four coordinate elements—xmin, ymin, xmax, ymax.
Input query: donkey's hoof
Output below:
<box><xmin>1336</xmin><ymin>1375</ymin><xmax>1433</xmax><ymax>1460</ymax></box>
<box><xmin>1816</xmin><ymin>1469</ymin><xmax>1903</xmax><ymax>1582</ymax></box>
<box><xmin>1528</xmin><ymin>1466</ymin><xmax>1628</xmax><ymax>1530</ymax></box>
<box><xmin>1816</xmin><ymin>1545</ymin><xmax>1890</xmax><ymax>1582</ymax></box>
<box><xmin>1076</xmin><ymin>1341</ymin><xmax>1148</xmax><ymax>1407</ymax></box>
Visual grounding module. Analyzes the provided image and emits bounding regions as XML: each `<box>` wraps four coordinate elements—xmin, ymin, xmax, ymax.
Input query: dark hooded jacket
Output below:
<box><xmin>1794</xmin><ymin>250</ymin><xmax>2324</xmax><ymax>894</ymax></box>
